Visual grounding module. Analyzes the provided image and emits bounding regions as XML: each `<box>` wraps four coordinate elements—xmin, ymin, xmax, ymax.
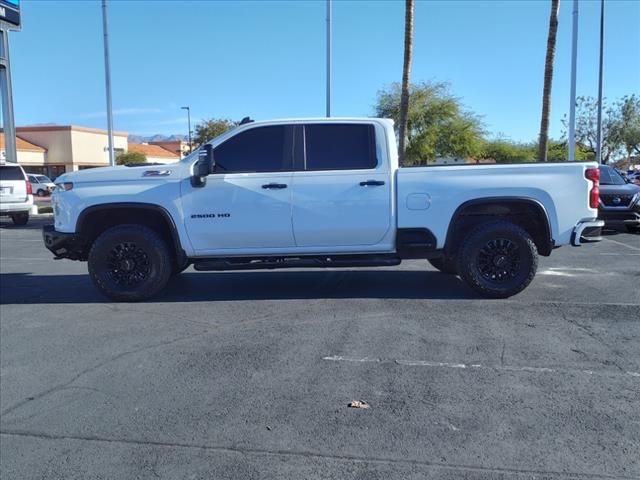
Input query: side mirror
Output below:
<box><xmin>191</xmin><ymin>144</ymin><xmax>214</xmax><ymax>187</ymax></box>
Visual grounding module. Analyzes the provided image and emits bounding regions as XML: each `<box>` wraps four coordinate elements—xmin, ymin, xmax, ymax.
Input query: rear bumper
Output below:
<box><xmin>571</xmin><ymin>219</ymin><xmax>605</xmax><ymax>246</ymax></box>
<box><xmin>0</xmin><ymin>201</ymin><xmax>33</xmax><ymax>215</ymax></box>
<box><xmin>42</xmin><ymin>224</ymin><xmax>86</xmax><ymax>260</ymax></box>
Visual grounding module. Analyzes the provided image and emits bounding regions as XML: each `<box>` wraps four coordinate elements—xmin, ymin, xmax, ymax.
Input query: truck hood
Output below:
<box><xmin>55</xmin><ymin>163</ymin><xmax>183</xmax><ymax>184</ymax></box>
<box><xmin>599</xmin><ymin>183</ymin><xmax>640</xmax><ymax>195</ymax></box>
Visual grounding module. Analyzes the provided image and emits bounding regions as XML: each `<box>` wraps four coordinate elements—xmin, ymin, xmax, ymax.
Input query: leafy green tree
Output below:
<box><xmin>610</xmin><ymin>94</ymin><xmax>640</xmax><ymax>162</ymax></box>
<box><xmin>116</xmin><ymin>151</ymin><xmax>146</xmax><ymax>165</ymax></box>
<box><xmin>193</xmin><ymin>118</ymin><xmax>236</xmax><ymax>147</ymax></box>
<box><xmin>479</xmin><ymin>139</ymin><xmax>535</xmax><ymax>163</ymax></box>
<box><xmin>546</xmin><ymin>139</ymin><xmax>594</xmax><ymax>161</ymax></box>
<box><xmin>375</xmin><ymin>81</ymin><xmax>485</xmax><ymax>165</ymax></box>
<box><xmin>562</xmin><ymin>96</ymin><xmax>622</xmax><ymax>163</ymax></box>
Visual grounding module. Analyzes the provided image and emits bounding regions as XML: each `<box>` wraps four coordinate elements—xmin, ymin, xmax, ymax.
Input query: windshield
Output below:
<box><xmin>36</xmin><ymin>175</ymin><xmax>52</xmax><ymax>183</ymax></box>
<box><xmin>599</xmin><ymin>166</ymin><xmax>627</xmax><ymax>186</ymax></box>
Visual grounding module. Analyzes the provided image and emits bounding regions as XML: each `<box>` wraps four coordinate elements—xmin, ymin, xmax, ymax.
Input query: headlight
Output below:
<box><xmin>55</xmin><ymin>182</ymin><xmax>74</xmax><ymax>191</ymax></box>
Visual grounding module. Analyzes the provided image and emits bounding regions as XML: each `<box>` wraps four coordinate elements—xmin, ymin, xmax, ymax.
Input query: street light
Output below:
<box><xmin>181</xmin><ymin>106</ymin><xmax>192</xmax><ymax>154</ymax></box>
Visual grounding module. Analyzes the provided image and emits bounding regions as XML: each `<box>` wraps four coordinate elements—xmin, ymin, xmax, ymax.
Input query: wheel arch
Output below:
<box><xmin>444</xmin><ymin>197</ymin><xmax>554</xmax><ymax>257</ymax></box>
<box><xmin>76</xmin><ymin>202</ymin><xmax>186</xmax><ymax>264</ymax></box>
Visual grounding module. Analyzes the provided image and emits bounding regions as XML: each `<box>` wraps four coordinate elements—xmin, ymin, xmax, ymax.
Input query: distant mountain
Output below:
<box><xmin>129</xmin><ymin>134</ymin><xmax>186</xmax><ymax>144</ymax></box>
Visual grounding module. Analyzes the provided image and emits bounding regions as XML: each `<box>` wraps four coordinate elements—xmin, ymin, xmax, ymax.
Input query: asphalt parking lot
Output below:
<box><xmin>1</xmin><ymin>217</ymin><xmax>639</xmax><ymax>480</ymax></box>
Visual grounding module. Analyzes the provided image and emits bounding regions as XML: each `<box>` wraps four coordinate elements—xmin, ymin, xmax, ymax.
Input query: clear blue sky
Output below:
<box><xmin>9</xmin><ymin>0</ymin><xmax>640</xmax><ymax>141</ymax></box>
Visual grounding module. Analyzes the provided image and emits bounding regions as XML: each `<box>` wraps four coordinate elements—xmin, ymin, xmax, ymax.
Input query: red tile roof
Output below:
<box><xmin>0</xmin><ymin>133</ymin><xmax>46</xmax><ymax>152</ymax></box>
<box><xmin>128</xmin><ymin>143</ymin><xmax>179</xmax><ymax>158</ymax></box>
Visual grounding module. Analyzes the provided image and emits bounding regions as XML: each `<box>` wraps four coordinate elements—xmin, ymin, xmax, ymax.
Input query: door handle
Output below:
<box><xmin>261</xmin><ymin>183</ymin><xmax>288</xmax><ymax>189</ymax></box>
<box><xmin>359</xmin><ymin>180</ymin><xmax>385</xmax><ymax>187</ymax></box>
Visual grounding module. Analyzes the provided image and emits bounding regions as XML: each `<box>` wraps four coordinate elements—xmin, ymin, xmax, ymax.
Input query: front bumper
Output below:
<box><xmin>42</xmin><ymin>224</ymin><xmax>86</xmax><ymax>260</ymax></box>
<box><xmin>599</xmin><ymin>209</ymin><xmax>640</xmax><ymax>227</ymax></box>
<box><xmin>571</xmin><ymin>219</ymin><xmax>605</xmax><ymax>246</ymax></box>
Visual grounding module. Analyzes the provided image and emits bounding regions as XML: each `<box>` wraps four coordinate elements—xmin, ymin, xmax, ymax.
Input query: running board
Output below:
<box><xmin>193</xmin><ymin>256</ymin><xmax>402</xmax><ymax>272</ymax></box>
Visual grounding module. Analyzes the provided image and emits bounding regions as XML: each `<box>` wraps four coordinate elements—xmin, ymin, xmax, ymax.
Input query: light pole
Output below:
<box><xmin>326</xmin><ymin>0</ymin><xmax>332</xmax><ymax>117</ymax></box>
<box><xmin>568</xmin><ymin>0</ymin><xmax>579</xmax><ymax>162</ymax></box>
<box><xmin>595</xmin><ymin>0</ymin><xmax>605</xmax><ymax>164</ymax></box>
<box><xmin>181</xmin><ymin>106</ymin><xmax>192</xmax><ymax>154</ymax></box>
<box><xmin>101</xmin><ymin>0</ymin><xmax>115</xmax><ymax>167</ymax></box>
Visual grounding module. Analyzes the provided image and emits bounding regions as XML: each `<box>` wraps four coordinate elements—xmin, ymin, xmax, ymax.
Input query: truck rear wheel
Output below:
<box><xmin>457</xmin><ymin>221</ymin><xmax>538</xmax><ymax>298</ymax></box>
<box><xmin>88</xmin><ymin>225</ymin><xmax>172</xmax><ymax>302</ymax></box>
<box><xmin>428</xmin><ymin>257</ymin><xmax>457</xmax><ymax>275</ymax></box>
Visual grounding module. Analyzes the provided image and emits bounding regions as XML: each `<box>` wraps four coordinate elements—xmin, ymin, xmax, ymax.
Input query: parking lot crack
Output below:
<box><xmin>1</xmin><ymin>430</ymin><xmax>636</xmax><ymax>480</ymax></box>
<box><xmin>0</xmin><ymin>333</ymin><xmax>204</xmax><ymax>419</ymax></box>
<box><xmin>558</xmin><ymin>307</ymin><xmax>629</xmax><ymax>373</ymax></box>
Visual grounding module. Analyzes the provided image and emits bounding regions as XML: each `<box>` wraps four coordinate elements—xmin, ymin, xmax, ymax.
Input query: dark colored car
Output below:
<box><xmin>598</xmin><ymin>165</ymin><xmax>640</xmax><ymax>233</ymax></box>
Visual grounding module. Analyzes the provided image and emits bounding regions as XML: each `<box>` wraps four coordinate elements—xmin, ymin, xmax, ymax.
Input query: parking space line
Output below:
<box><xmin>602</xmin><ymin>237</ymin><xmax>640</xmax><ymax>252</ymax></box>
<box><xmin>0</xmin><ymin>257</ymin><xmax>51</xmax><ymax>261</ymax></box>
<box><xmin>323</xmin><ymin>356</ymin><xmax>640</xmax><ymax>379</ymax></box>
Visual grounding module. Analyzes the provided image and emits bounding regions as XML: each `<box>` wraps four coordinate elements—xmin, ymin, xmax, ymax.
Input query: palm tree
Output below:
<box><xmin>538</xmin><ymin>0</ymin><xmax>560</xmax><ymax>162</ymax></box>
<box><xmin>398</xmin><ymin>0</ymin><xmax>414</xmax><ymax>164</ymax></box>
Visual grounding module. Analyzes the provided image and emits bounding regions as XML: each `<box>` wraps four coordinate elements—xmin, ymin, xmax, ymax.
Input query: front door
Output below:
<box><xmin>182</xmin><ymin>125</ymin><xmax>296</xmax><ymax>254</ymax></box>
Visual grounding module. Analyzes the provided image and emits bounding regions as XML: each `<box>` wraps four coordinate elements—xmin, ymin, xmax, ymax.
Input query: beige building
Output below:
<box><xmin>1</xmin><ymin>132</ymin><xmax>47</xmax><ymax>167</ymax></box>
<box><xmin>14</xmin><ymin>125</ymin><xmax>128</xmax><ymax>178</ymax></box>
<box><xmin>2</xmin><ymin>125</ymin><xmax>181</xmax><ymax>180</ymax></box>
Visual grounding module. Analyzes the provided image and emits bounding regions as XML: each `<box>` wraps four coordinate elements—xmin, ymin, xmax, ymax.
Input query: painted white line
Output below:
<box><xmin>0</xmin><ymin>239</ymin><xmax>44</xmax><ymax>242</ymax></box>
<box><xmin>323</xmin><ymin>356</ymin><xmax>640</xmax><ymax>379</ymax></box>
<box><xmin>602</xmin><ymin>237</ymin><xmax>640</xmax><ymax>252</ymax></box>
<box><xmin>539</xmin><ymin>270</ymin><xmax>575</xmax><ymax>277</ymax></box>
<box><xmin>0</xmin><ymin>257</ymin><xmax>52</xmax><ymax>262</ymax></box>
<box><xmin>322</xmin><ymin>355</ymin><xmax>380</xmax><ymax>363</ymax></box>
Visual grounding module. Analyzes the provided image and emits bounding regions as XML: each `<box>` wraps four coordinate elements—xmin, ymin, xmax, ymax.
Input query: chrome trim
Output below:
<box><xmin>571</xmin><ymin>219</ymin><xmax>604</xmax><ymax>246</ymax></box>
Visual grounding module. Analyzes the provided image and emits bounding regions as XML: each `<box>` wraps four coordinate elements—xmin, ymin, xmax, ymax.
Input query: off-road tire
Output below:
<box><xmin>457</xmin><ymin>221</ymin><xmax>538</xmax><ymax>298</ymax></box>
<box><xmin>428</xmin><ymin>257</ymin><xmax>458</xmax><ymax>275</ymax></box>
<box><xmin>10</xmin><ymin>212</ymin><xmax>29</xmax><ymax>226</ymax></box>
<box><xmin>88</xmin><ymin>224</ymin><xmax>172</xmax><ymax>302</ymax></box>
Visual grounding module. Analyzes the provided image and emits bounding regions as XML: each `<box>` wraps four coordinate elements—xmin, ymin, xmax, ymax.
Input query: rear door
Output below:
<box><xmin>0</xmin><ymin>165</ymin><xmax>28</xmax><ymax>203</ymax></box>
<box><xmin>291</xmin><ymin>123</ymin><xmax>392</xmax><ymax>247</ymax></box>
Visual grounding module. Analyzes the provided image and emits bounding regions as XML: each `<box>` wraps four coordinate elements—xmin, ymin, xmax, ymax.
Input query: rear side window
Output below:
<box><xmin>0</xmin><ymin>166</ymin><xmax>25</xmax><ymax>181</ymax></box>
<box><xmin>214</xmin><ymin>126</ymin><xmax>291</xmax><ymax>173</ymax></box>
<box><xmin>304</xmin><ymin>124</ymin><xmax>377</xmax><ymax>170</ymax></box>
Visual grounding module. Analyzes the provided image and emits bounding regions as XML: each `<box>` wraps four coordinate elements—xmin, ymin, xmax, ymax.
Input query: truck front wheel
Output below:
<box><xmin>88</xmin><ymin>225</ymin><xmax>172</xmax><ymax>302</ymax></box>
<box><xmin>457</xmin><ymin>221</ymin><xmax>538</xmax><ymax>298</ymax></box>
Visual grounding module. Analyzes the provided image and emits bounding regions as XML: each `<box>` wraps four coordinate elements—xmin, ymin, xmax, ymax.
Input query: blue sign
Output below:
<box><xmin>0</xmin><ymin>0</ymin><xmax>20</xmax><ymax>27</ymax></box>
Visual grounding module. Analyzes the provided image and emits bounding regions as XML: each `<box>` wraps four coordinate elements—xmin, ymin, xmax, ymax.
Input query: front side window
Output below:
<box><xmin>214</xmin><ymin>126</ymin><xmax>291</xmax><ymax>173</ymax></box>
<box><xmin>304</xmin><ymin>124</ymin><xmax>377</xmax><ymax>171</ymax></box>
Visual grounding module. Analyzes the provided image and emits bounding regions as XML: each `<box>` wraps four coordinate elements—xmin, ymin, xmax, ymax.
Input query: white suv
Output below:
<box><xmin>0</xmin><ymin>163</ymin><xmax>34</xmax><ymax>226</ymax></box>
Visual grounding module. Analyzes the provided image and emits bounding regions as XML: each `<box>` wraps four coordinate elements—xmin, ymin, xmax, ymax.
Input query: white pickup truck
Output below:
<box><xmin>43</xmin><ymin>118</ymin><xmax>604</xmax><ymax>301</ymax></box>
